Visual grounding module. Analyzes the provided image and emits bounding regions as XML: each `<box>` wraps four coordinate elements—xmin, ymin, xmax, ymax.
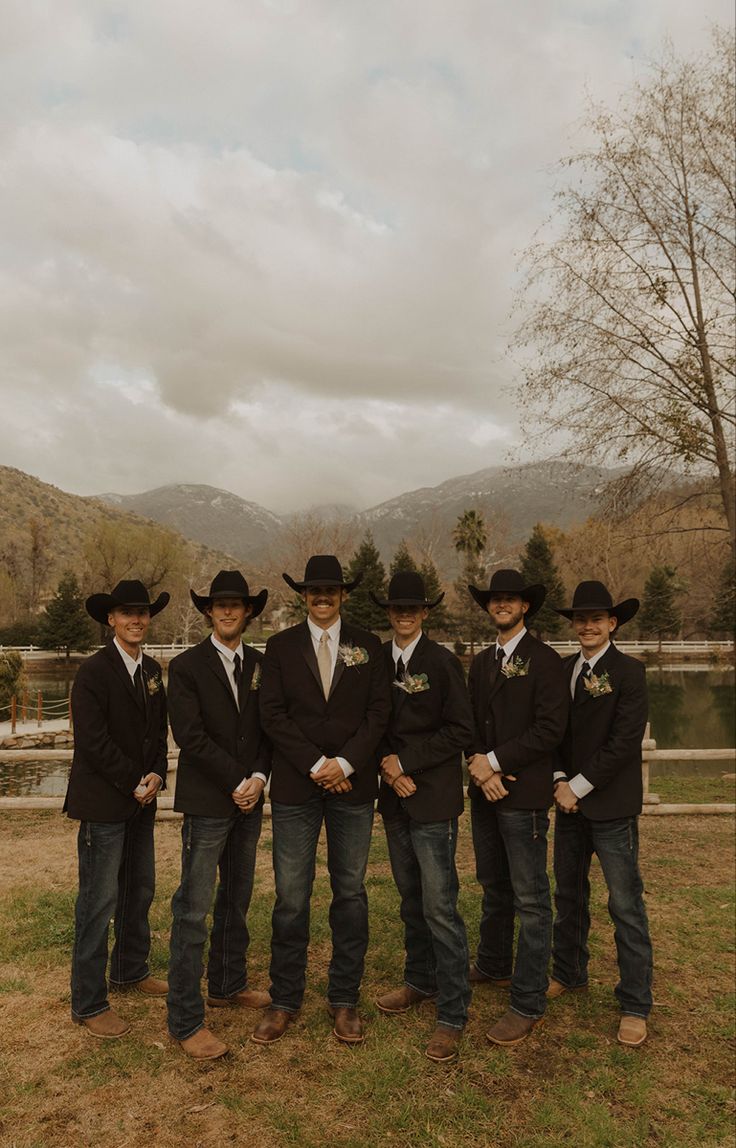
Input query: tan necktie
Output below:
<box><xmin>317</xmin><ymin>632</ymin><xmax>332</xmax><ymax>699</ymax></box>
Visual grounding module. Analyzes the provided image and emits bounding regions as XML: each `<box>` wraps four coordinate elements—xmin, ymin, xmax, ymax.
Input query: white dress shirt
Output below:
<box><xmin>307</xmin><ymin>617</ymin><xmax>353</xmax><ymax>779</ymax></box>
<box><xmin>487</xmin><ymin>627</ymin><xmax>527</xmax><ymax>773</ymax></box>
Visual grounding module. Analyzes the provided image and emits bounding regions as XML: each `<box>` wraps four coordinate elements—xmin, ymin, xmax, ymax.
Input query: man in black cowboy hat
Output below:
<box><xmin>465</xmin><ymin>569</ymin><xmax>568</xmax><ymax>1046</ymax></box>
<box><xmin>253</xmin><ymin>555</ymin><xmax>391</xmax><ymax>1047</ymax></box>
<box><xmin>549</xmin><ymin>581</ymin><xmax>653</xmax><ymax>1047</ymax></box>
<box><xmin>65</xmin><ymin>580</ymin><xmax>170</xmax><ymax>1038</ymax></box>
<box><xmin>370</xmin><ymin>572</ymin><xmax>474</xmax><ymax>1063</ymax></box>
<box><xmin>166</xmin><ymin>570</ymin><xmax>272</xmax><ymax>1059</ymax></box>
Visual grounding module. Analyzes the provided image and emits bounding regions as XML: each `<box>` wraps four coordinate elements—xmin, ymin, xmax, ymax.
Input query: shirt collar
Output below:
<box><xmin>392</xmin><ymin>632</ymin><xmax>422</xmax><ymax>667</ymax></box>
<box><xmin>497</xmin><ymin>626</ymin><xmax>527</xmax><ymax>660</ymax></box>
<box><xmin>210</xmin><ymin>633</ymin><xmax>244</xmax><ymax>663</ymax></box>
<box><xmin>576</xmin><ymin>641</ymin><xmax>611</xmax><ymax>671</ymax></box>
<box><xmin>113</xmin><ymin>636</ymin><xmax>142</xmax><ymax>677</ymax></box>
<box><xmin>307</xmin><ymin>617</ymin><xmax>342</xmax><ymax>645</ymax></box>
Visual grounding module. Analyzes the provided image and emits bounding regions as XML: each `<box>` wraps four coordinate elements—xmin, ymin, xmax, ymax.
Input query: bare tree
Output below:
<box><xmin>515</xmin><ymin>30</ymin><xmax>735</xmax><ymax>560</ymax></box>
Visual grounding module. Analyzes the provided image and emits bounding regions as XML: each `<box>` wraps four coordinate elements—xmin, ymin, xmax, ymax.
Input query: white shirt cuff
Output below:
<box><xmin>252</xmin><ymin>772</ymin><xmax>267</xmax><ymax>785</ymax></box>
<box><xmin>569</xmin><ymin>774</ymin><xmax>594</xmax><ymax>799</ymax></box>
<box><xmin>487</xmin><ymin>751</ymin><xmax>502</xmax><ymax>773</ymax></box>
<box><xmin>311</xmin><ymin>756</ymin><xmax>327</xmax><ymax>774</ymax></box>
<box><xmin>336</xmin><ymin>756</ymin><xmax>354</xmax><ymax>778</ymax></box>
<box><xmin>553</xmin><ymin>771</ymin><xmax>568</xmax><ymax>782</ymax></box>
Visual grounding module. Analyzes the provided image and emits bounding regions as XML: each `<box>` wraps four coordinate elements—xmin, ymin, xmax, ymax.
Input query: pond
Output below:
<box><xmin>1</xmin><ymin>665</ymin><xmax>733</xmax><ymax>797</ymax></box>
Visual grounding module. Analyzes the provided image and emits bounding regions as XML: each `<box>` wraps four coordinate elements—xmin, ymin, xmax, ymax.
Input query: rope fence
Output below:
<box><xmin>0</xmin><ymin>693</ymin><xmax>71</xmax><ymax>733</ymax></box>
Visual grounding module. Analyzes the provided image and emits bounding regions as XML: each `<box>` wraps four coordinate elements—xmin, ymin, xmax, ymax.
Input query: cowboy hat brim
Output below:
<box><xmin>85</xmin><ymin>591</ymin><xmax>170</xmax><ymax>627</ymax></box>
<box><xmin>369</xmin><ymin>590</ymin><xmax>445</xmax><ymax>610</ymax></box>
<box><xmin>555</xmin><ymin>597</ymin><xmax>639</xmax><ymax>627</ymax></box>
<box><xmin>190</xmin><ymin>587</ymin><xmax>269</xmax><ymax>619</ymax></box>
<box><xmin>468</xmin><ymin>583</ymin><xmax>546</xmax><ymax>619</ymax></box>
<box><xmin>282</xmin><ymin>572</ymin><xmax>363</xmax><ymax>594</ymax></box>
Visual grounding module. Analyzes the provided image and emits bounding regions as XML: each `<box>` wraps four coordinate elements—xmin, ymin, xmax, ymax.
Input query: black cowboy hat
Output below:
<box><xmin>468</xmin><ymin>568</ymin><xmax>546</xmax><ymax>618</ymax></box>
<box><xmin>554</xmin><ymin>581</ymin><xmax>639</xmax><ymax>628</ymax></box>
<box><xmin>85</xmin><ymin>579</ymin><xmax>170</xmax><ymax>626</ymax></box>
<box><xmin>283</xmin><ymin>554</ymin><xmax>362</xmax><ymax>594</ymax></box>
<box><xmin>370</xmin><ymin>571</ymin><xmax>444</xmax><ymax>610</ymax></box>
<box><xmin>190</xmin><ymin>570</ymin><xmax>268</xmax><ymax>619</ymax></box>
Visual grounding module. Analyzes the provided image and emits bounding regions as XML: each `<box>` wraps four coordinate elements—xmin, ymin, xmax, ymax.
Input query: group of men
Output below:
<box><xmin>65</xmin><ymin>554</ymin><xmax>653</xmax><ymax>1063</ymax></box>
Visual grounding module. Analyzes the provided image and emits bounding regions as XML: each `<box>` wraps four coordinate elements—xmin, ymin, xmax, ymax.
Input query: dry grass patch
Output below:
<box><xmin>0</xmin><ymin>807</ymin><xmax>733</xmax><ymax>1148</ymax></box>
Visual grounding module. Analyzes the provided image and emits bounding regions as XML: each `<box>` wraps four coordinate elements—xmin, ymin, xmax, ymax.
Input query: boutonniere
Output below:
<box><xmin>250</xmin><ymin>664</ymin><xmax>262</xmax><ymax>690</ymax></box>
<box><xmin>338</xmin><ymin>644</ymin><xmax>369</xmax><ymax>667</ymax></box>
<box><xmin>583</xmin><ymin>671</ymin><xmax>613</xmax><ymax>697</ymax></box>
<box><xmin>395</xmin><ymin>671</ymin><xmax>430</xmax><ymax>694</ymax></box>
<box><xmin>501</xmin><ymin>656</ymin><xmax>530</xmax><ymax>679</ymax></box>
<box><xmin>145</xmin><ymin>674</ymin><xmax>163</xmax><ymax>697</ymax></box>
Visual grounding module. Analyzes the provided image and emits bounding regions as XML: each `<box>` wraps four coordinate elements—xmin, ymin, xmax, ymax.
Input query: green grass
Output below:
<box><xmin>650</xmin><ymin>775</ymin><xmax>735</xmax><ymax>804</ymax></box>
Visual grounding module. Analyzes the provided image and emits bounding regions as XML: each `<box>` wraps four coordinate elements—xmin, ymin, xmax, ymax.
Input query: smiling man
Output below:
<box><xmin>253</xmin><ymin>555</ymin><xmax>391</xmax><ymax>1046</ymax></box>
<box><xmin>465</xmin><ymin>569</ymin><xmax>568</xmax><ymax>1046</ymax></box>
<box><xmin>549</xmin><ymin>581</ymin><xmax>653</xmax><ymax>1047</ymax></box>
<box><xmin>65</xmin><ymin>579</ymin><xmax>170</xmax><ymax>1039</ymax></box>
<box><xmin>370</xmin><ymin>572</ymin><xmax>474</xmax><ymax>1063</ymax></box>
<box><xmin>166</xmin><ymin>570</ymin><xmax>271</xmax><ymax>1059</ymax></box>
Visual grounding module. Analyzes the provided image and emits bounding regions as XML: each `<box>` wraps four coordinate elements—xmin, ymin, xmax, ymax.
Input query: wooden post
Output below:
<box><xmin>10</xmin><ymin>695</ymin><xmax>17</xmax><ymax>734</ymax></box>
<box><xmin>68</xmin><ymin>680</ymin><xmax>73</xmax><ymax>734</ymax></box>
<box><xmin>37</xmin><ymin>690</ymin><xmax>42</xmax><ymax>729</ymax></box>
<box><xmin>21</xmin><ymin>690</ymin><xmax>27</xmax><ymax>724</ymax></box>
<box><xmin>641</xmin><ymin>721</ymin><xmax>659</xmax><ymax>805</ymax></box>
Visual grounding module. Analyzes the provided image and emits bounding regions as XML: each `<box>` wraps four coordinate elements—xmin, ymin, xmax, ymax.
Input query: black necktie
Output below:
<box><xmin>575</xmin><ymin>661</ymin><xmax>591</xmax><ymax>702</ymax></box>
<box><xmin>133</xmin><ymin>664</ymin><xmax>146</xmax><ymax>709</ymax></box>
<box><xmin>233</xmin><ymin>652</ymin><xmax>242</xmax><ymax>706</ymax></box>
<box><xmin>395</xmin><ymin>656</ymin><xmax>405</xmax><ymax>682</ymax></box>
<box><xmin>491</xmin><ymin>646</ymin><xmax>505</xmax><ymax>681</ymax></box>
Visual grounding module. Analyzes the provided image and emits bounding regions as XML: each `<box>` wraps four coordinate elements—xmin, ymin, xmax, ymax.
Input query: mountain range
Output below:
<box><xmin>98</xmin><ymin>460</ymin><xmax>619</xmax><ymax>577</ymax></box>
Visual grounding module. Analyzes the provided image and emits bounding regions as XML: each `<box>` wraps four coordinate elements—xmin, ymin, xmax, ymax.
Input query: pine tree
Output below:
<box><xmin>342</xmin><ymin>532</ymin><xmax>388</xmax><ymax>632</ymax></box>
<box><xmin>519</xmin><ymin>523</ymin><xmax>566</xmax><ymax>639</ymax></box>
<box><xmin>708</xmin><ymin>560</ymin><xmax>736</xmax><ymax>641</ymax></box>
<box><xmin>39</xmin><ymin>571</ymin><xmax>95</xmax><ymax>659</ymax></box>
<box><xmin>638</xmin><ymin>565</ymin><xmax>683</xmax><ymax>652</ymax></box>
<box><xmin>0</xmin><ymin>650</ymin><xmax>24</xmax><ymax>710</ymax></box>
<box><xmin>389</xmin><ymin>539</ymin><xmax>418</xmax><ymax>577</ymax></box>
<box><xmin>420</xmin><ymin>557</ymin><xmax>450</xmax><ymax>635</ymax></box>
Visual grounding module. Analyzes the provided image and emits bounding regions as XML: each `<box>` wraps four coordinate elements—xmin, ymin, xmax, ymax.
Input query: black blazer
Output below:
<box><xmin>377</xmin><ymin>634</ymin><xmax>474</xmax><ymax>823</ymax></box>
<box><xmin>559</xmin><ymin>643</ymin><xmax>648</xmax><ymax>820</ymax></box>
<box><xmin>65</xmin><ymin>642</ymin><xmax>168</xmax><ymax>823</ymax></box>
<box><xmin>467</xmin><ymin>631</ymin><xmax>568</xmax><ymax>810</ymax></box>
<box><xmin>259</xmin><ymin>619</ymin><xmax>391</xmax><ymax>805</ymax></box>
<box><xmin>167</xmin><ymin>637</ymin><xmax>271</xmax><ymax>818</ymax></box>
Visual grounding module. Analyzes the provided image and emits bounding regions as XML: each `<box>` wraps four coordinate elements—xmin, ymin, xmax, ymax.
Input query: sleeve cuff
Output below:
<box><xmin>310</xmin><ymin>756</ymin><xmax>327</xmax><ymax>774</ymax></box>
<box><xmin>569</xmin><ymin>774</ymin><xmax>594</xmax><ymax>799</ymax></box>
<box><xmin>252</xmin><ymin>772</ymin><xmax>268</xmax><ymax>784</ymax></box>
<box><xmin>487</xmin><ymin>751</ymin><xmax>502</xmax><ymax>773</ymax></box>
<box><xmin>336</xmin><ymin>756</ymin><xmax>355</xmax><ymax>778</ymax></box>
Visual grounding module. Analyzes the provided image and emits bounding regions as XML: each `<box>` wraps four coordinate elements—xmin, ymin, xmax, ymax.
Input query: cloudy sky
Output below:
<box><xmin>1</xmin><ymin>1</ymin><xmax>730</xmax><ymax>513</ymax></box>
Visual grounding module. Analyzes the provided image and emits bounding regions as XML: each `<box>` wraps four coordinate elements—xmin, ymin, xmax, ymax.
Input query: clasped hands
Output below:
<box><xmin>312</xmin><ymin>758</ymin><xmax>353</xmax><ymax>795</ymax></box>
<box><xmin>553</xmin><ymin>780</ymin><xmax>579</xmax><ymax>814</ymax></box>
<box><xmin>467</xmin><ymin>754</ymin><xmax>516</xmax><ymax>803</ymax></box>
<box><xmin>380</xmin><ymin>754</ymin><xmax>416</xmax><ymax>798</ymax></box>
<box><xmin>232</xmin><ymin>775</ymin><xmax>266</xmax><ymax>811</ymax></box>
<box><xmin>133</xmin><ymin>772</ymin><xmax>162</xmax><ymax>806</ymax></box>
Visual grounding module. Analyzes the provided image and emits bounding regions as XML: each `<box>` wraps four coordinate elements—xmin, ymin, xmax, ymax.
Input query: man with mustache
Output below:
<box><xmin>253</xmin><ymin>555</ymin><xmax>391</xmax><ymax>1046</ymax></box>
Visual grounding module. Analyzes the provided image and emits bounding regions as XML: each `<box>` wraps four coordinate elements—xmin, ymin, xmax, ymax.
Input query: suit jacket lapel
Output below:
<box><xmin>574</xmin><ymin>644</ymin><xmax>615</xmax><ymax>707</ymax></box>
<box><xmin>106</xmin><ymin>642</ymin><xmax>145</xmax><ymax>713</ymax></box>
<box><xmin>328</xmin><ymin>622</ymin><xmax>350</xmax><ymax>699</ymax></box>
<box><xmin>489</xmin><ymin>631</ymin><xmax>532</xmax><ymax>704</ymax></box>
<box><xmin>299</xmin><ymin>622</ymin><xmax>324</xmax><ymax>694</ymax></box>
<box><xmin>203</xmin><ymin>639</ymin><xmax>239</xmax><ymax>710</ymax></box>
<box><xmin>394</xmin><ymin>631</ymin><xmax>429</xmax><ymax>714</ymax></box>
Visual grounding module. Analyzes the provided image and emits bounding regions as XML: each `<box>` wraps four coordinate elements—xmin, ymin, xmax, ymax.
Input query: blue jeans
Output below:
<box><xmin>470</xmin><ymin>801</ymin><xmax>552</xmax><ymax>1018</ymax></box>
<box><xmin>269</xmin><ymin>794</ymin><xmax>374</xmax><ymax>1012</ymax></box>
<box><xmin>384</xmin><ymin>812</ymin><xmax>470</xmax><ymax>1029</ymax></box>
<box><xmin>167</xmin><ymin>809</ymin><xmax>263</xmax><ymax>1040</ymax></box>
<box><xmin>552</xmin><ymin>812</ymin><xmax>653</xmax><ymax>1018</ymax></box>
<box><xmin>71</xmin><ymin>808</ymin><xmax>155</xmax><ymax>1020</ymax></box>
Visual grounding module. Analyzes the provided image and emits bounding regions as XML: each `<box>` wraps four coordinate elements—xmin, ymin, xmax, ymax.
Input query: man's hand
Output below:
<box><xmin>134</xmin><ymin>773</ymin><xmax>162</xmax><ymax>806</ymax></box>
<box><xmin>392</xmin><ymin>774</ymin><xmax>417</xmax><ymax>798</ymax></box>
<box><xmin>232</xmin><ymin>776</ymin><xmax>265</xmax><ymax>812</ymax></box>
<box><xmin>467</xmin><ymin>753</ymin><xmax>494</xmax><ymax>787</ymax></box>
<box><xmin>380</xmin><ymin>754</ymin><xmax>402</xmax><ymax>786</ymax></box>
<box><xmin>480</xmin><ymin>773</ymin><xmax>517</xmax><ymax>803</ymax></box>
<box><xmin>312</xmin><ymin>758</ymin><xmax>349</xmax><ymax>792</ymax></box>
<box><xmin>554</xmin><ymin>780</ymin><xmax>579</xmax><ymax>814</ymax></box>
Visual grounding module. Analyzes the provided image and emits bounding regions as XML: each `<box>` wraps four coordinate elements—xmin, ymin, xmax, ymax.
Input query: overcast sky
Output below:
<box><xmin>1</xmin><ymin>1</ymin><xmax>731</xmax><ymax>513</ymax></box>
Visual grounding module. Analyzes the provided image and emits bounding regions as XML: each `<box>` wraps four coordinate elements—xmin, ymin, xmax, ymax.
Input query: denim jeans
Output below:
<box><xmin>71</xmin><ymin>808</ymin><xmax>155</xmax><ymax>1020</ymax></box>
<box><xmin>269</xmin><ymin>794</ymin><xmax>374</xmax><ymax>1012</ymax></box>
<box><xmin>552</xmin><ymin>812</ymin><xmax>653</xmax><ymax>1018</ymax></box>
<box><xmin>470</xmin><ymin>801</ymin><xmax>552</xmax><ymax>1018</ymax></box>
<box><xmin>383</xmin><ymin>811</ymin><xmax>470</xmax><ymax>1029</ymax></box>
<box><xmin>167</xmin><ymin>809</ymin><xmax>263</xmax><ymax>1040</ymax></box>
